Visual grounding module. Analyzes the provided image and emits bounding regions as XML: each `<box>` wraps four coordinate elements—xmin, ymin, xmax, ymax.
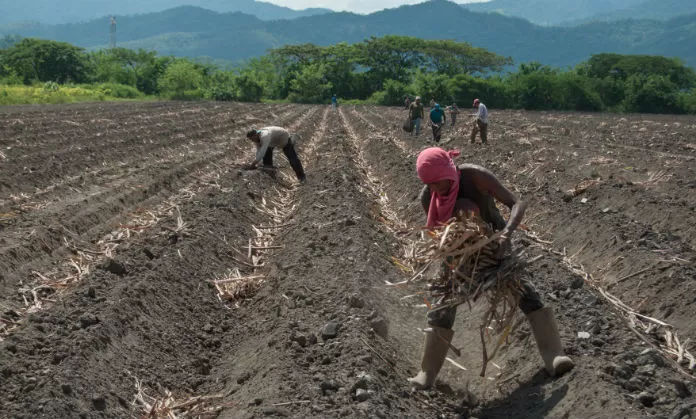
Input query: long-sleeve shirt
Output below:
<box><xmin>254</xmin><ymin>126</ymin><xmax>291</xmax><ymax>164</ymax></box>
<box><xmin>475</xmin><ymin>103</ymin><xmax>489</xmax><ymax>124</ymax></box>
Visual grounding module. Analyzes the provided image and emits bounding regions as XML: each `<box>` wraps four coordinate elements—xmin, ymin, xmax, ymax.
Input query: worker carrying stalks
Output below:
<box><xmin>244</xmin><ymin>126</ymin><xmax>306</xmax><ymax>182</ymax></box>
<box><xmin>408</xmin><ymin>96</ymin><xmax>425</xmax><ymax>136</ymax></box>
<box><xmin>408</xmin><ymin>147</ymin><xmax>574</xmax><ymax>390</ymax></box>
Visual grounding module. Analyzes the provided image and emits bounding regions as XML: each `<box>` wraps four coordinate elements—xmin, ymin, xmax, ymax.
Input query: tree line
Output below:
<box><xmin>1</xmin><ymin>35</ymin><xmax>695</xmax><ymax>114</ymax></box>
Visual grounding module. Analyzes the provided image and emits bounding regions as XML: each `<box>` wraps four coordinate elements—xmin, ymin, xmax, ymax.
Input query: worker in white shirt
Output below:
<box><xmin>244</xmin><ymin>126</ymin><xmax>306</xmax><ymax>182</ymax></box>
<box><xmin>470</xmin><ymin>99</ymin><xmax>489</xmax><ymax>144</ymax></box>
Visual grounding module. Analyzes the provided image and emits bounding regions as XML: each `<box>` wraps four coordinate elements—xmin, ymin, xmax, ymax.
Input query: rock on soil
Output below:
<box><xmin>321</xmin><ymin>322</ymin><xmax>339</xmax><ymax>340</ymax></box>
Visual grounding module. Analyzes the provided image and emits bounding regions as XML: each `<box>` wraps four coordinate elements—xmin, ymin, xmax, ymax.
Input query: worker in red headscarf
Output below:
<box><xmin>409</xmin><ymin>147</ymin><xmax>574</xmax><ymax>390</ymax></box>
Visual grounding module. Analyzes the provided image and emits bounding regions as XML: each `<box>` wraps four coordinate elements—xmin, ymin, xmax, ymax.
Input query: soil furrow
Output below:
<box><xmin>0</xmin><ymin>102</ymin><xmax>694</xmax><ymax>419</ymax></box>
<box><xmin>0</xmin><ymin>105</ymin><xmax>313</xmax><ymax>338</ymax></box>
<box><xmin>348</xmin><ymin>105</ymin><xmax>696</xmax><ymax>418</ymax></box>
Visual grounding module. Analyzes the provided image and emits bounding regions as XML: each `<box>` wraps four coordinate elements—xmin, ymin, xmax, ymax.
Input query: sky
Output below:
<box><xmin>263</xmin><ymin>0</ymin><xmax>486</xmax><ymax>14</ymax></box>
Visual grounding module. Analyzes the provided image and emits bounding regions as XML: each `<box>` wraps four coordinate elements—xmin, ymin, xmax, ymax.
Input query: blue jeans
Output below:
<box><xmin>411</xmin><ymin>118</ymin><xmax>421</xmax><ymax>135</ymax></box>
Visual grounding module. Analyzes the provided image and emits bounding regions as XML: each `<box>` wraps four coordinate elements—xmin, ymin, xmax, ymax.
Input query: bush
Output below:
<box><xmin>509</xmin><ymin>72</ymin><xmax>561</xmax><ymax>110</ymax></box>
<box><xmin>95</xmin><ymin>83</ymin><xmax>142</xmax><ymax>98</ymax></box>
<box><xmin>368</xmin><ymin>79</ymin><xmax>414</xmax><ymax>106</ymax></box>
<box><xmin>679</xmin><ymin>90</ymin><xmax>696</xmax><ymax>114</ymax></box>
<box><xmin>235</xmin><ymin>75</ymin><xmax>263</xmax><ymax>102</ymax></box>
<box><xmin>206</xmin><ymin>86</ymin><xmax>235</xmax><ymax>101</ymax></box>
<box><xmin>556</xmin><ymin>73</ymin><xmax>603</xmax><ymax>112</ymax></box>
<box><xmin>288</xmin><ymin>63</ymin><xmax>333</xmax><ymax>103</ymax></box>
<box><xmin>0</xmin><ymin>66</ymin><xmax>23</xmax><ymax>85</ymax></box>
<box><xmin>204</xmin><ymin>70</ymin><xmax>236</xmax><ymax>101</ymax></box>
<box><xmin>623</xmin><ymin>74</ymin><xmax>682</xmax><ymax>114</ymax></box>
<box><xmin>159</xmin><ymin>60</ymin><xmax>204</xmax><ymax>100</ymax></box>
<box><xmin>413</xmin><ymin>72</ymin><xmax>452</xmax><ymax>105</ymax></box>
<box><xmin>366</xmin><ymin>90</ymin><xmax>387</xmax><ymax>105</ymax></box>
<box><xmin>449</xmin><ymin>74</ymin><xmax>511</xmax><ymax>109</ymax></box>
<box><xmin>588</xmin><ymin>77</ymin><xmax>625</xmax><ymax>110</ymax></box>
<box><xmin>42</xmin><ymin>81</ymin><xmax>60</xmax><ymax>93</ymax></box>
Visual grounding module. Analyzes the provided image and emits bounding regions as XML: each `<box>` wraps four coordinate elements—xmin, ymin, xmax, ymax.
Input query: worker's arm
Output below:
<box><xmin>472</xmin><ymin>167</ymin><xmax>527</xmax><ymax>240</ymax></box>
<box><xmin>251</xmin><ymin>133</ymin><xmax>271</xmax><ymax>166</ymax></box>
<box><xmin>419</xmin><ymin>185</ymin><xmax>431</xmax><ymax>215</ymax></box>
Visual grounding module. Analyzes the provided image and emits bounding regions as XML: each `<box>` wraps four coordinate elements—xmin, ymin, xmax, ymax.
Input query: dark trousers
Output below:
<box><xmin>471</xmin><ymin>120</ymin><xmax>488</xmax><ymax>144</ymax></box>
<box><xmin>263</xmin><ymin>141</ymin><xmax>306</xmax><ymax>181</ymax></box>
<box><xmin>427</xmin><ymin>277</ymin><xmax>544</xmax><ymax>329</ymax></box>
<box><xmin>432</xmin><ymin>124</ymin><xmax>443</xmax><ymax>142</ymax></box>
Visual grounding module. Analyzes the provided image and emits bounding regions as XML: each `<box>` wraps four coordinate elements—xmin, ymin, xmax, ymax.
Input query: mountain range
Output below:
<box><xmin>0</xmin><ymin>0</ymin><xmax>331</xmax><ymax>25</ymax></box>
<box><xmin>1</xmin><ymin>0</ymin><xmax>695</xmax><ymax>68</ymax></box>
<box><xmin>562</xmin><ymin>0</ymin><xmax>696</xmax><ymax>26</ymax></box>
<box><xmin>463</xmin><ymin>0</ymin><xmax>696</xmax><ymax>25</ymax></box>
<box><xmin>3</xmin><ymin>0</ymin><xmax>696</xmax><ymax>27</ymax></box>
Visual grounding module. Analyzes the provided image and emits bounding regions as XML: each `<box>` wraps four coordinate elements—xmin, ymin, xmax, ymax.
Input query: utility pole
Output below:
<box><xmin>109</xmin><ymin>16</ymin><xmax>116</xmax><ymax>49</ymax></box>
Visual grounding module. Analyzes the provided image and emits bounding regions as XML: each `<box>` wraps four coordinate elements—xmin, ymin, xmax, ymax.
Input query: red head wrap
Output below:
<box><xmin>416</xmin><ymin>147</ymin><xmax>461</xmax><ymax>227</ymax></box>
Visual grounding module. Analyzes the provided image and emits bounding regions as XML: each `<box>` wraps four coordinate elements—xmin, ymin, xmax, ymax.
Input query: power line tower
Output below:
<box><xmin>109</xmin><ymin>16</ymin><xmax>116</xmax><ymax>49</ymax></box>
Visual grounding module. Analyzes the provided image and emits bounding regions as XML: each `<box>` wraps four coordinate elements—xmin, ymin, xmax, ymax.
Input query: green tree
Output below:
<box><xmin>158</xmin><ymin>59</ymin><xmax>204</xmax><ymax>99</ymax></box>
<box><xmin>556</xmin><ymin>72</ymin><xmax>603</xmax><ymax>112</ymax></box>
<box><xmin>239</xmin><ymin>55</ymin><xmax>284</xmax><ymax>99</ymax></box>
<box><xmin>623</xmin><ymin>74</ymin><xmax>682</xmax><ymax>114</ymax></box>
<box><xmin>679</xmin><ymin>90</ymin><xmax>696</xmax><ymax>114</ymax></box>
<box><xmin>235</xmin><ymin>74</ymin><xmax>263</xmax><ymax>102</ymax></box>
<box><xmin>368</xmin><ymin>79</ymin><xmax>414</xmax><ymax>106</ymax></box>
<box><xmin>288</xmin><ymin>63</ymin><xmax>333</xmax><ymax>103</ymax></box>
<box><xmin>2</xmin><ymin>38</ymin><xmax>89</xmax><ymax>84</ymax></box>
<box><xmin>422</xmin><ymin>39</ymin><xmax>512</xmax><ymax>76</ymax></box>
<box><xmin>89</xmin><ymin>48</ymin><xmax>173</xmax><ymax>95</ymax></box>
<box><xmin>204</xmin><ymin>70</ymin><xmax>236</xmax><ymax>101</ymax></box>
<box><xmin>413</xmin><ymin>72</ymin><xmax>452</xmax><ymax>105</ymax></box>
<box><xmin>588</xmin><ymin>76</ymin><xmax>625</xmax><ymax>110</ymax></box>
<box><xmin>584</xmin><ymin>53</ymin><xmax>696</xmax><ymax>90</ymax></box>
<box><xmin>449</xmin><ymin>74</ymin><xmax>511</xmax><ymax>109</ymax></box>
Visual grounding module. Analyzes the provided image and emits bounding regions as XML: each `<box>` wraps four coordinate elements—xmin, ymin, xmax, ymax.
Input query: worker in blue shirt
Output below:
<box><xmin>429</xmin><ymin>103</ymin><xmax>447</xmax><ymax>143</ymax></box>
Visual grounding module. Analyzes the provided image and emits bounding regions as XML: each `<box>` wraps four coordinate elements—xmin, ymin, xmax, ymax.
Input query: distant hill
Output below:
<box><xmin>0</xmin><ymin>0</ymin><xmax>332</xmax><ymax>25</ymax></box>
<box><xmin>562</xmin><ymin>0</ymin><xmax>696</xmax><ymax>25</ymax></box>
<box><xmin>2</xmin><ymin>0</ymin><xmax>695</xmax><ymax>68</ymax></box>
<box><xmin>463</xmin><ymin>0</ymin><xmax>644</xmax><ymax>25</ymax></box>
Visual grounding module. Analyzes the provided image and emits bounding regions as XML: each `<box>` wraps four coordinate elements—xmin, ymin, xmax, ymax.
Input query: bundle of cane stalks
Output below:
<box><xmin>408</xmin><ymin>213</ymin><xmax>526</xmax><ymax>376</ymax></box>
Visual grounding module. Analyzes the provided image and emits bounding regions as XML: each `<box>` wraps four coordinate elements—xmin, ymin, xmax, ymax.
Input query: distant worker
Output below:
<box><xmin>471</xmin><ymin>98</ymin><xmax>489</xmax><ymax>144</ymax></box>
<box><xmin>244</xmin><ymin>127</ymin><xmax>306</xmax><ymax>182</ymax></box>
<box><xmin>429</xmin><ymin>103</ymin><xmax>446</xmax><ymax>143</ymax></box>
<box><xmin>331</xmin><ymin>94</ymin><xmax>338</xmax><ymax>111</ymax></box>
<box><xmin>404</xmin><ymin>95</ymin><xmax>412</xmax><ymax>110</ymax></box>
<box><xmin>447</xmin><ymin>103</ymin><xmax>459</xmax><ymax>127</ymax></box>
<box><xmin>408</xmin><ymin>96</ymin><xmax>425</xmax><ymax>137</ymax></box>
<box><xmin>430</xmin><ymin>97</ymin><xmax>436</xmax><ymax>108</ymax></box>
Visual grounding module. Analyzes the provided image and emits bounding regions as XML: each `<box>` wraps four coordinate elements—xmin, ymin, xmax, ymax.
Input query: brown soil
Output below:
<box><xmin>0</xmin><ymin>102</ymin><xmax>694</xmax><ymax>419</ymax></box>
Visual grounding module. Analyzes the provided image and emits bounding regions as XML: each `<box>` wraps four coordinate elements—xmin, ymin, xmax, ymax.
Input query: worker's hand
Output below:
<box><xmin>495</xmin><ymin>232</ymin><xmax>512</xmax><ymax>260</ymax></box>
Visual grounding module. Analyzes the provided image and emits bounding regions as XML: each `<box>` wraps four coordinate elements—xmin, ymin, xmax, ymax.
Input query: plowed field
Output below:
<box><xmin>1</xmin><ymin>102</ymin><xmax>694</xmax><ymax>419</ymax></box>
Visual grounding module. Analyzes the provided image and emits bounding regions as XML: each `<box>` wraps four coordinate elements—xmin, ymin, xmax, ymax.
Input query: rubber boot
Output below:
<box><xmin>408</xmin><ymin>326</ymin><xmax>454</xmax><ymax>389</ymax></box>
<box><xmin>526</xmin><ymin>306</ymin><xmax>575</xmax><ymax>377</ymax></box>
